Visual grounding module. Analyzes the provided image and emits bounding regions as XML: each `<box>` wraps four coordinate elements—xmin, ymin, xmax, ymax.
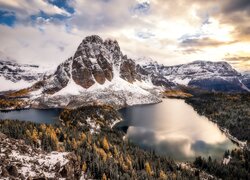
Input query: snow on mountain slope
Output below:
<box><xmin>23</xmin><ymin>35</ymin><xmax>161</xmax><ymax>109</ymax></box>
<box><xmin>2</xmin><ymin>35</ymin><xmax>249</xmax><ymax>109</ymax></box>
<box><xmin>241</xmin><ymin>73</ymin><xmax>250</xmax><ymax>90</ymax></box>
<box><xmin>0</xmin><ymin>54</ymin><xmax>52</xmax><ymax>92</ymax></box>
<box><xmin>141</xmin><ymin>60</ymin><xmax>249</xmax><ymax>92</ymax></box>
<box><xmin>0</xmin><ymin>76</ymin><xmax>32</xmax><ymax>92</ymax></box>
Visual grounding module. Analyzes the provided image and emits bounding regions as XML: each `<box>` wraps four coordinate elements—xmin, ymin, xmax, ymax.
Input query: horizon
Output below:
<box><xmin>0</xmin><ymin>0</ymin><xmax>250</xmax><ymax>71</ymax></box>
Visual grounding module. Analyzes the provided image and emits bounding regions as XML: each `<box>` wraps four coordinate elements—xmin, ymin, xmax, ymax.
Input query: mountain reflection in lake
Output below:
<box><xmin>118</xmin><ymin>99</ymin><xmax>237</xmax><ymax>161</ymax></box>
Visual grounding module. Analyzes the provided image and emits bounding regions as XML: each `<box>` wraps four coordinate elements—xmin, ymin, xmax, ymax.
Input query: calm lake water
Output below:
<box><xmin>0</xmin><ymin>109</ymin><xmax>62</xmax><ymax>124</ymax></box>
<box><xmin>118</xmin><ymin>98</ymin><xmax>237</xmax><ymax>161</ymax></box>
<box><xmin>0</xmin><ymin>99</ymin><xmax>237</xmax><ymax>161</ymax></box>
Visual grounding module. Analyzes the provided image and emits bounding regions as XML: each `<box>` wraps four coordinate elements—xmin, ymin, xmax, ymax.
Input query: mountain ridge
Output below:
<box><xmin>0</xmin><ymin>35</ymin><xmax>249</xmax><ymax>109</ymax></box>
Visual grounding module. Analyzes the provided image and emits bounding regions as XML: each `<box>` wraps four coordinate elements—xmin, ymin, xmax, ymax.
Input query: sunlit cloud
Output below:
<box><xmin>0</xmin><ymin>0</ymin><xmax>249</xmax><ymax>71</ymax></box>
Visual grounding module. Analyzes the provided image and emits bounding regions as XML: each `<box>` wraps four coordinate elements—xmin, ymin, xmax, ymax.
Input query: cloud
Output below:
<box><xmin>221</xmin><ymin>0</ymin><xmax>250</xmax><ymax>14</ymax></box>
<box><xmin>209</xmin><ymin>0</ymin><xmax>250</xmax><ymax>41</ymax></box>
<box><xmin>0</xmin><ymin>0</ymin><xmax>70</xmax><ymax>19</ymax></box>
<box><xmin>0</xmin><ymin>0</ymin><xmax>249</xmax><ymax>71</ymax></box>
<box><xmin>178</xmin><ymin>48</ymin><xmax>203</xmax><ymax>55</ymax></box>
<box><xmin>180</xmin><ymin>37</ymin><xmax>236</xmax><ymax>48</ymax></box>
<box><xmin>0</xmin><ymin>23</ymin><xmax>81</xmax><ymax>67</ymax></box>
<box><xmin>224</xmin><ymin>55</ymin><xmax>250</xmax><ymax>71</ymax></box>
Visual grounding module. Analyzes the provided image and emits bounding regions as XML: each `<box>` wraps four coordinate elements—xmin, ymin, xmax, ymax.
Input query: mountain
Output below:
<box><xmin>21</xmin><ymin>35</ymin><xmax>161</xmax><ymax>109</ymax></box>
<box><xmin>141</xmin><ymin>60</ymin><xmax>250</xmax><ymax>92</ymax></box>
<box><xmin>1</xmin><ymin>35</ymin><xmax>249</xmax><ymax>110</ymax></box>
<box><xmin>0</xmin><ymin>53</ymin><xmax>46</xmax><ymax>92</ymax></box>
<box><xmin>241</xmin><ymin>73</ymin><xmax>250</xmax><ymax>90</ymax></box>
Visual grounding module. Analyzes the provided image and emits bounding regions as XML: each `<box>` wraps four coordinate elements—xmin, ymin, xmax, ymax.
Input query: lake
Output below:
<box><xmin>0</xmin><ymin>108</ymin><xmax>62</xmax><ymax>124</ymax></box>
<box><xmin>117</xmin><ymin>98</ymin><xmax>237</xmax><ymax>161</ymax></box>
<box><xmin>0</xmin><ymin>99</ymin><xmax>237</xmax><ymax>161</ymax></box>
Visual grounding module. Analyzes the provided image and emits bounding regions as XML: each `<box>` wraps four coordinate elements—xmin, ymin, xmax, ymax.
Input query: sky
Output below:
<box><xmin>0</xmin><ymin>0</ymin><xmax>250</xmax><ymax>71</ymax></box>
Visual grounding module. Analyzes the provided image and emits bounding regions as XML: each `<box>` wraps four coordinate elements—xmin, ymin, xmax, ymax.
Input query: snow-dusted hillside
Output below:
<box><xmin>0</xmin><ymin>54</ymin><xmax>49</xmax><ymax>92</ymax></box>
<box><xmin>0</xmin><ymin>132</ymin><xmax>83</xmax><ymax>179</ymax></box>
<box><xmin>141</xmin><ymin>60</ymin><xmax>249</xmax><ymax>92</ymax></box>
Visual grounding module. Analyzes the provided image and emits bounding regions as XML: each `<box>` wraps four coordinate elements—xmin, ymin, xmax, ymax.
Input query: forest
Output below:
<box><xmin>0</xmin><ymin>103</ymin><xmax>249</xmax><ymax>179</ymax></box>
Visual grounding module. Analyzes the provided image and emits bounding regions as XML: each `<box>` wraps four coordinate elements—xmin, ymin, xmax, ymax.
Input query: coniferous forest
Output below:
<box><xmin>0</xmin><ymin>99</ymin><xmax>250</xmax><ymax>179</ymax></box>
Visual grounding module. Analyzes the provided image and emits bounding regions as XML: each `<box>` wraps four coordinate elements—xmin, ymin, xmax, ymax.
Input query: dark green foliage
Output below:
<box><xmin>193</xmin><ymin>149</ymin><xmax>250</xmax><ymax>179</ymax></box>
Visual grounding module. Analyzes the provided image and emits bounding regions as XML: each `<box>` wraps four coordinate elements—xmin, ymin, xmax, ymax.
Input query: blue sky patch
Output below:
<box><xmin>47</xmin><ymin>0</ymin><xmax>75</xmax><ymax>14</ymax></box>
<box><xmin>30</xmin><ymin>10</ymin><xmax>70</xmax><ymax>23</ymax></box>
<box><xmin>0</xmin><ymin>10</ymin><xmax>16</xmax><ymax>27</ymax></box>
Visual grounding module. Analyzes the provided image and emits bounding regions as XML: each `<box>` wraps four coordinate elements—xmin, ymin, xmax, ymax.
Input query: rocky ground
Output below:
<box><xmin>0</xmin><ymin>132</ymin><xmax>84</xmax><ymax>179</ymax></box>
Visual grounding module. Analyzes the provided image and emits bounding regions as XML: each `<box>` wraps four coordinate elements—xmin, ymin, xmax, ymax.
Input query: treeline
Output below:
<box><xmin>0</xmin><ymin>98</ymin><xmax>26</xmax><ymax>109</ymax></box>
<box><xmin>0</xmin><ymin>105</ymin><xmax>196</xmax><ymax>179</ymax></box>
<box><xmin>186</xmin><ymin>93</ymin><xmax>250</xmax><ymax>142</ymax></box>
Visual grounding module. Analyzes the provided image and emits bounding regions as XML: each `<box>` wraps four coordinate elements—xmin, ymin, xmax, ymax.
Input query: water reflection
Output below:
<box><xmin>118</xmin><ymin>99</ymin><xmax>237</xmax><ymax>161</ymax></box>
<box><xmin>0</xmin><ymin>109</ymin><xmax>62</xmax><ymax>124</ymax></box>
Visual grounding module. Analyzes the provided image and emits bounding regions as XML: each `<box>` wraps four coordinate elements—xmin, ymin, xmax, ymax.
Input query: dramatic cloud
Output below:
<box><xmin>180</xmin><ymin>37</ymin><xmax>236</xmax><ymax>48</ymax></box>
<box><xmin>0</xmin><ymin>0</ymin><xmax>249</xmax><ymax>71</ymax></box>
<box><xmin>225</xmin><ymin>55</ymin><xmax>250</xmax><ymax>71</ymax></box>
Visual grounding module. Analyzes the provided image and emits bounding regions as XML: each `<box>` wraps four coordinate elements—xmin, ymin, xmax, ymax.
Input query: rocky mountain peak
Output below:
<box><xmin>71</xmin><ymin>35</ymin><xmax>117</xmax><ymax>88</ymax></box>
<box><xmin>42</xmin><ymin>35</ymin><xmax>143</xmax><ymax>93</ymax></box>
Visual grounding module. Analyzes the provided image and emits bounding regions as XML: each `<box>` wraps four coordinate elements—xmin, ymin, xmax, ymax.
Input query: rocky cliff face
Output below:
<box><xmin>42</xmin><ymin>35</ymin><xmax>144</xmax><ymax>94</ymax></box>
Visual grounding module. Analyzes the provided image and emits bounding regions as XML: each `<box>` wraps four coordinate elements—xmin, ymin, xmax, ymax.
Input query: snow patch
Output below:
<box><xmin>7</xmin><ymin>149</ymin><xmax>69</xmax><ymax>178</ymax></box>
<box><xmin>52</xmin><ymin>79</ymin><xmax>84</xmax><ymax>96</ymax></box>
<box><xmin>0</xmin><ymin>76</ymin><xmax>33</xmax><ymax>91</ymax></box>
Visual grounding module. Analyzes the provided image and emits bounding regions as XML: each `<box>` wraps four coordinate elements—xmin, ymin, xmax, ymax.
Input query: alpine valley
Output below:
<box><xmin>0</xmin><ymin>35</ymin><xmax>249</xmax><ymax>179</ymax></box>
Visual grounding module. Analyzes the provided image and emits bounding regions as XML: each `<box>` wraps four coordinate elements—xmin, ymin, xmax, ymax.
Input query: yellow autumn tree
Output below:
<box><xmin>44</xmin><ymin>126</ymin><xmax>59</xmax><ymax>150</ymax></box>
<box><xmin>79</xmin><ymin>132</ymin><xmax>87</xmax><ymax>143</ymax></box>
<box><xmin>145</xmin><ymin>162</ymin><xmax>152</xmax><ymax>176</ymax></box>
<box><xmin>126</xmin><ymin>154</ymin><xmax>132</xmax><ymax>170</ymax></box>
<box><xmin>25</xmin><ymin>129</ymin><xmax>31</xmax><ymax>138</ymax></box>
<box><xmin>71</xmin><ymin>138</ymin><xmax>78</xmax><ymax>150</ymax></box>
<box><xmin>113</xmin><ymin>145</ymin><xmax>118</xmax><ymax>158</ymax></box>
<box><xmin>172</xmin><ymin>172</ymin><xmax>177</xmax><ymax>179</ymax></box>
<box><xmin>40</xmin><ymin>124</ymin><xmax>47</xmax><ymax>131</ymax></box>
<box><xmin>82</xmin><ymin>162</ymin><xmax>87</xmax><ymax>172</ymax></box>
<box><xmin>159</xmin><ymin>170</ymin><xmax>167</xmax><ymax>179</ymax></box>
<box><xmin>102</xmin><ymin>173</ymin><xmax>107</xmax><ymax>180</ymax></box>
<box><xmin>102</xmin><ymin>137</ymin><xmax>109</xmax><ymax>151</ymax></box>
<box><xmin>31</xmin><ymin>128</ymin><xmax>39</xmax><ymax>143</ymax></box>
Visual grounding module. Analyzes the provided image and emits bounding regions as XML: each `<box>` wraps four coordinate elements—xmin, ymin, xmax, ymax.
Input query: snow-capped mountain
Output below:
<box><xmin>0</xmin><ymin>54</ymin><xmax>46</xmax><ymax>92</ymax></box>
<box><xmin>25</xmin><ymin>35</ymin><xmax>161</xmax><ymax>108</ymax></box>
<box><xmin>141</xmin><ymin>60</ymin><xmax>250</xmax><ymax>92</ymax></box>
<box><xmin>1</xmin><ymin>35</ymin><xmax>250</xmax><ymax>109</ymax></box>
